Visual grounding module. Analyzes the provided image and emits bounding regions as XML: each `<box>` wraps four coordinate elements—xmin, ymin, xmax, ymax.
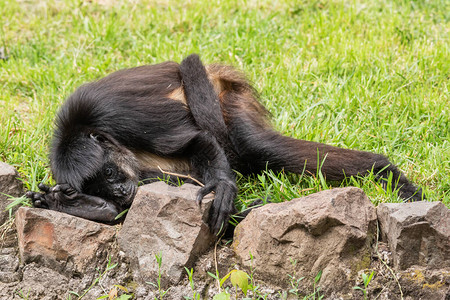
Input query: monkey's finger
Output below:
<box><xmin>26</xmin><ymin>191</ymin><xmax>47</xmax><ymax>208</ymax></box>
<box><xmin>197</xmin><ymin>182</ymin><xmax>216</xmax><ymax>205</ymax></box>
<box><xmin>56</xmin><ymin>183</ymin><xmax>78</xmax><ymax>196</ymax></box>
<box><xmin>38</xmin><ymin>183</ymin><xmax>51</xmax><ymax>193</ymax></box>
<box><xmin>26</xmin><ymin>191</ymin><xmax>41</xmax><ymax>201</ymax></box>
<box><xmin>208</xmin><ymin>183</ymin><xmax>236</xmax><ymax>235</ymax></box>
<box><xmin>26</xmin><ymin>191</ymin><xmax>41</xmax><ymax>206</ymax></box>
<box><xmin>207</xmin><ymin>194</ymin><xmax>221</xmax><ymax>233</ymax></box>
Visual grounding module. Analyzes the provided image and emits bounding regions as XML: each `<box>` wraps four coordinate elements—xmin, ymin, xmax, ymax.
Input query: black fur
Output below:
<box><xmin>27</xmin><ymin>54</ymin><xmax>424</xmax><ymax>234</ymax></box>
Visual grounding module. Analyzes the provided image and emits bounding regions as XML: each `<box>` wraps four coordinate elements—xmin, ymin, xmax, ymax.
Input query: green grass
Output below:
<box><xmin>1</xmin><ymin>0</ymin><xmax>449</xmax><ymax>209</ymax></box>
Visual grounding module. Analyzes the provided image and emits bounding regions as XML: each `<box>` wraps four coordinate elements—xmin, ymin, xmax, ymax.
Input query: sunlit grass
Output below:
<box><xmin>1</xmin><ymin>0</ymin><xmax>448</xmax><ymax>207</ymax></box>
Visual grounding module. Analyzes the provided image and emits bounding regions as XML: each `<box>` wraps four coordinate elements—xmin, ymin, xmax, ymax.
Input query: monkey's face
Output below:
<box><xmin>82</xmin><ymin>161</ymin><xmax>138</xmax><ymax>208</ymax></box>
<box><xmin>81</xmin><ymin>138</ymin><xmax>140</xmax><ymax>208</ymax></box>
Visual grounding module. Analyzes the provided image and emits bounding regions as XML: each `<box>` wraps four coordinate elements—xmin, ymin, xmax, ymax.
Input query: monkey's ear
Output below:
<box><xmin>89</xmin><ymin>131</ymin><xmax>124</xmax><ymax>149</ymax></box>
<box><xmin>90</xmin><ymin>132</ymin><xmax>107</xmax><ymax>143</ymax></box>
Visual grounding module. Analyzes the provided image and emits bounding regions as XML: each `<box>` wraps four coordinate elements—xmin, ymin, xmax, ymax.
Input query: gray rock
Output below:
<box><xmin>118</xmin><ymin>182</ymin><xmax>216</xmax><ymax>287</ymax></box>
<box><xmin>377</xmin><ymin>201</ymin><xmax>450</xmax><ymax>270</ymax></box>
<box><xmin>0</xmin><ymin>162</ymin><xmax>24</xmax><ymax>225</ymax></box>
<box><xmin>3</xmin><ymin>263</ymin><xmax>73</xmax><ymax>300</ymax></box>
<box><xmin>0</xmin><ymin>247</ymin><xmax>20</xmax><ymax>283</ymax></box>
<box><xmin>15</xmin><ymin>207</ymin><xmax>116</xmax><ymax>274</ymax></box>
<box><xmin>232</xmin><ymin>187</ymin><xmax>377</xmax><ymax>294</ymax></box>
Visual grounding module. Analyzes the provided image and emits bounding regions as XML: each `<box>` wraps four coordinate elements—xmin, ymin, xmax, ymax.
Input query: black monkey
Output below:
<box><xmin>27</xmin><ymin>54</ymin><xmax>424</xmax><ymax>234</ymax></box>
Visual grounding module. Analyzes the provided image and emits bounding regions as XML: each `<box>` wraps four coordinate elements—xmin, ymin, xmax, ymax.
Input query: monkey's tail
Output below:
<box><xmin>231</xmin><ymin>119</ymin><xmax>424</xmax><ymax>201</ymax></box>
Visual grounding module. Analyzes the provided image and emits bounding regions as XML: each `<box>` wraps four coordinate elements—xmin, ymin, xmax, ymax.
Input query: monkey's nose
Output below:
<box><xmin>114</xmin><ymin>185</ymin><xmax>128</xmax><ymax>196</ymax></box>
<box><xmin>119</xmin><ymin>185</ymin><xmax>127</xmax><ymax>195</ymax></box>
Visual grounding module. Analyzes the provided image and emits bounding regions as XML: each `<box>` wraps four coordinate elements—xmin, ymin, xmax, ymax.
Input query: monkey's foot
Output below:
<box><xmin>26</xmin><ymin>183</ymin><xmax>75</xmax><ymax>210</ymax></box>
<box><xmin>27</xmin><ymin>183</ymin><xmax>120</xmax><ymax>222</ymax></box>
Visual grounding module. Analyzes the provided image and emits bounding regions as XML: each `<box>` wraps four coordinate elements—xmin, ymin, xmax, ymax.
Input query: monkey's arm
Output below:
<box><xmin>27</xmin><ymin>183</ymin><xmax>120</xmax><ymax>222</ymax></box>
<box><xmin>187</xmin><ymin>131</ymin><xmax>237</xmax><ymax>235</ymax></box>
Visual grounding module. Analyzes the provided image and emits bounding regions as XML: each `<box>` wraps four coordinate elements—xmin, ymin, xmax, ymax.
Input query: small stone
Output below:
<box><xmin>0</xmin><ymin>162</ymin><xmax>24</xmax><ymax>225</ymax></box>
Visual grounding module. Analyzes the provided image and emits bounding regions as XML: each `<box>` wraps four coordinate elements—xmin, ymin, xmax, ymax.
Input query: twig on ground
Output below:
<box><xmin>157</xmin><ymin>166</ymin><xmax>205</xmax><ymax>187</ymax></box>
<box><xmin>375</xmin><ymin>223</ymin><xmax>403</xmax><ymax>300</ymax></box>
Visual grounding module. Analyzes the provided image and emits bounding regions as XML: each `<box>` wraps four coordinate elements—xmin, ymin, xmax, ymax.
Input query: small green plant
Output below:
<box><xmin>114</xmin><ymin>208</ymin><xmax>129</xmax><ymax>220</ymax></box>
<box><xmin>287</xmin><ymin>259</ymin><xmax>305</xmax><ymax>297</ymax></box>
<box><xmin>5</xmin><ymin>194</ymin><xmax>31</xmax><ymax>211</ymax></box>
<box><xmin>207</xmin><ymin>252</ymin><xmax>268</xmax><ymax>300</ymax></box>
<box><xmin>229</xmin><ymin>270</ymin><xmax>249</xmax><ymax>298</ymax></box>
<box><xmin>70</xmin><ymin>256</ymin><xmax>118</xmax><ymax>299</ymax></box>
<box><xmin>281</xmin><ymin>262</ymin><xmax>323</xmax><ymax>300</ymax></box>
<box><xmin>97</xmin><ymin>285</ymin><xmax>133</xmax><ymax>300</ymax></box>
<box><xmin>246</xmin><ymin>252</ymin><xmax>269</xmax><ymax>299</ymax></box>
<box><xmin>15</xmin><ymin>289</ymin><xmax>30</xmax><ymax>300</ymax></box>
<box><xmin>184</xmin><ymin>267</ymin><xmax>200</xmax><ymax>300</ymax></box>
<box><xmin>353</xmin><ymin>270</ymin><xmax>375</xmax><ymax>300</ymax></box>
<box><xmin>212</xmin><ymin>291</ymin><xmax>231</xmax><ymax>300</ymax></box>
<box><xmin>224</xmin><ymin>269</ymin><xmax>249</xmax><ymax>300</ymax></box>
<box><xmin>309</xmin><ymin>270</ymin><xmax>323</xmax><ymax>300</ymax></box>
<box><xmin>148</xmin><ymin>252</ymin><xmax>170</xmax><ymax>300</ymax></box>
<box><xmin>208</xmin><ymin>268</ymin><xmax>250</xmax><ymax>300</ymax></box>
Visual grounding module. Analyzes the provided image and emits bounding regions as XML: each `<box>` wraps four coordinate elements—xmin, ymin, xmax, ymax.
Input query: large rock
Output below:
<box><xmin>377</xmin><ymin>201</ymin><xmax>450</xmax><ymax>270</ymax></box>
<box><xmin>15</xmin><ymin>207</ymin><xmax>116</xmax><ymax>274</ymax></box>
<box><xmin>118</xmin><ymin>182</ymin><xmax>216</xmax><ymax>287</ymax></box>
<box><xmin>233</xmin><ymin>187</ymin><xmax>377</xmax><ymax>293</ymax></box>
<box><xmin>0</xmin><ymin>162</ymin><xmax>24</xmax><ymax>225</ymax></box>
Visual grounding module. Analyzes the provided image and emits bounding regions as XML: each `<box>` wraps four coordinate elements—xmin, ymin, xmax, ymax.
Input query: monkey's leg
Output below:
<box><xmin>231</xmin><ymin>119</ymin><xmax>424</xmax><ymax>201</ymax></box>
<box><xmin>27</xmin><ymin>183</ymin><xmax>120</xmax><ymax>222</ymax></box>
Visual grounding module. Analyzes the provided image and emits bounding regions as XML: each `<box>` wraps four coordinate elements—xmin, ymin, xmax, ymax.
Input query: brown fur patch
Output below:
<box><xmin>105</xmin><ymin>143</ymin><xmax>139</xmax><ymax>182</ymax></box>
<box><xmin>167</xmin><ymin>87</ymin><xmax>187</xmax><ymax>104</ymax></box>
<box><xmin>205</xmin><ymin>64</ymin><xmax>270</xmax><ymax>128</ymax></box>
<box><xmin>168</xmin><ymin>62</ymin><xmax>270</xmax><ymax>129</ymax></box>
<box><xmin>205</xmin><ymin>65</ymin><xmax>225</xmax><ymax>96</ymax></box>
<box><xmin>133</xmin><ymin>151</ymin><xmax>190</xmax><ymax>173</ymax></box>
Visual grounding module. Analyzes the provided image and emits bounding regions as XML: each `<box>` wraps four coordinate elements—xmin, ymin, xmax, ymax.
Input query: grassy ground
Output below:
<box><xmin>0</xmin><ymin>0</ymin><xmax>448</xmax><ymax>210</ymax></box>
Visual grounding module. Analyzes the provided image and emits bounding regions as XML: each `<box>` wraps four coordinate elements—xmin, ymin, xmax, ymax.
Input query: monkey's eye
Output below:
<box><xmin>104</xmin><ymin>167</ymin><xmax>114</xmax><ymax>178</ymax></box>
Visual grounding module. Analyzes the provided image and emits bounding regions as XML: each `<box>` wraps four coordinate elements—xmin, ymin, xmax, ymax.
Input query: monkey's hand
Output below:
<box><xmin>196</xmin><ymin>176</ymin><xmax>238</xmax><ymax>235</ymax></box>
<box><xmin>188</xmin><ymin>132</ymin><xmax>238</xmax><ymax>234</ymax></box>
<box><xmin>26</xmin><ymin>183</ymin><xmax>119</xmax><ymax>222</ymax></box>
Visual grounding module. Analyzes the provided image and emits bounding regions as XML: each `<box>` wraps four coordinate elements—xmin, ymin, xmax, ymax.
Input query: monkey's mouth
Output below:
<box><xmin>125</xmin><ymin>183</ymin><xmax>138</xmax><ymax>206</ymax></box>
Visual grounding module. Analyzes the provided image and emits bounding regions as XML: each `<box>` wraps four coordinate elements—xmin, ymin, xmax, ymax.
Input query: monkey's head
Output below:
<box><xmin>50</xmin><ymin>130</ymin><xmax>140</xmax><ymax>208</ymax></box>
